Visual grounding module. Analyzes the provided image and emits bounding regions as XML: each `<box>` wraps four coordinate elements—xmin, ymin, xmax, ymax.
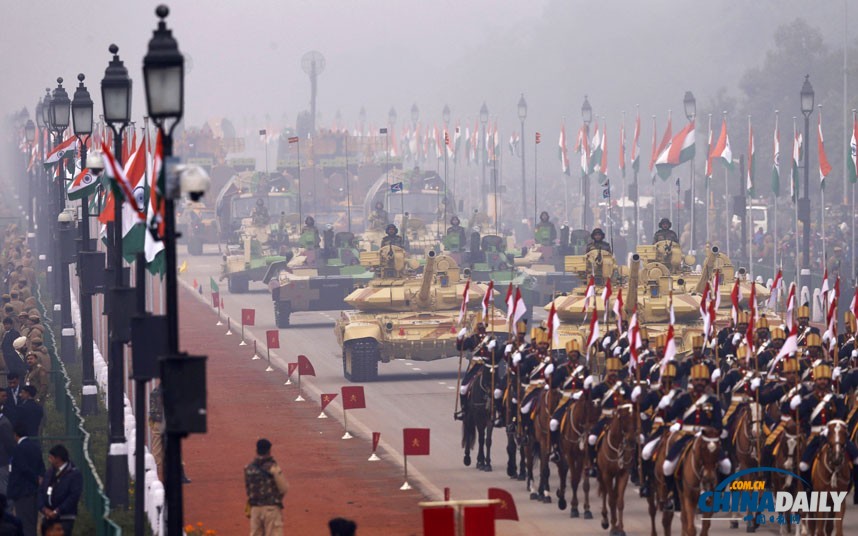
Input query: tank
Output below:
<box><xmin>686</xmin><ymin>246</ymin><xmax>771</xmax><ymax>309</ymax></box>
<box><xmin>220</xmin><ymin>219</ymin><xmax>290</xmax><ymax>293</ymax></box>
<box><xmin>265</xmin><ymin>229</ymin><xmax>374</xmax><ymax>327</ymax></box>
<box><xmin>334</xmin><ymin>247</ymin><xmax>505</xmax><ymax>382</ymax></box>
<box><xmin>179</xmin><ymin>201</ymin><xmax>218</xmax><ymax>256</ymax></box>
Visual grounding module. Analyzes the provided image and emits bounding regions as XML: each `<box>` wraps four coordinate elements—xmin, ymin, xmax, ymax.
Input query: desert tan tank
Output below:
<box><xmin>334</xmin><ymin>246</ymin><xmax>505</xmax><ymax>382</ymax></box>
<box><xmin>687</xmin><ymin>246</ymin><xmax>771</xmax><ymax>309</ymax></box>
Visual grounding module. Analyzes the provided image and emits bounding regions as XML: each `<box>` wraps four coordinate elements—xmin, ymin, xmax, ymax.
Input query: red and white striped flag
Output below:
<box><xmin>730</xmin><ymin>278</ymin><xmax>742</xmax><ymax>325</ymax></box>
<box><xmin>628</xmin><ymin>308</ymin><xmax>640</xmax><ymax>372</ymax></box>
<box><xmin>504</xmin><ymin>283</ymin><xmax>514</xmax><ymax>322</ymax></box>
<box><xmin>547</xmin><ymin>301</ymin><xmax>560</xmax><ymax>348</ymax></box>
<box><xmin>458</xmin><ymin>280</ymin><xmax>470</xmax><ymax>324</ymax></box>
<box><xmin>770</xmin><ymin>322</ymin><xmax>798</xmax><ymax>373</ymax></box>
<box><xmin>850</xmin><ymin>287</ymin><xmax>858</xmax><ymax>320</ymax></box>
<box><xmin>582</xmin><ymin>275</ymin><xmax>595</xmax><ymax>312</ymax></box>
<box><xmin>785</xmin><ymin>282</ymin><xmax>796</xmax><ymax>331</ymax></box>
<box><xmin>481</xmin><ymin>280</ymin><xmax>494</xmax><ymax>320</ymax></box>
<box><xmin>602</xmin><ymin>278</ymin><xmax>613</xmax><ymax>322</ymax></box>
<box><xmin>700</xmin><ymin>281</ymin><xmax>711</xmax><ymax>337</ymax></box>
<box><xmin>585</xmin><ymin>307</ymin><xmax>600</xmax><ymax>353</ymax></box>
<box><xmin>661</xmin><ymin>324</ymin><xmax>676</xmax><ymax>375</ymax></box>
<box><xmin>510</xmin><ymin>287</ymin><xmax>526</xmax><ymax>326</ymax></box>
<box><xmin>826</xmin><ymin>297</ymin><xmax>838</xmax><ymax>352</ymax></box>
<box><xmin>767</xmin><ymin>269</ymin><xmax>782</xmax><ymax>310</ymax></box>
<box><xmin>748</xmin><ymin>282</ymin><xmax>758</xmax><ymax>323</ymax></box>
<box><xmin>821</xmin><ymin>268</ymin><xmax>830</xmax><ymax>298</ymax></box>
<box><xmin>711</xmin><ymin>269</ymin><xmax>722</xmax><ymax>309</ymax></box>
<box><xmin>818</xmin><ymin>110</ymin><xmax>833</xmax><ymax>189</ymax></box>
<box><xmin>612</xmin><ymin>287</ymin><xmax>624</xmax><ymax>333</ymax></box>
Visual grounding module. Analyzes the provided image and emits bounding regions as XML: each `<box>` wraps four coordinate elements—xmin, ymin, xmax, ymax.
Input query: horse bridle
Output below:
<box><xmin>603</xmin><ymin>405</ymin><xmax>635</xmax><ymax>467</ymax></box>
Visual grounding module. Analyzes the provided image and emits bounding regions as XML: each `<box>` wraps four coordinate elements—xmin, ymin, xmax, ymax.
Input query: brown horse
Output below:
<box><xmin>645</xmin><ymin>429</ymin><xmax>675</xmax><ymax>536</ymax></box>
<box><xmin>501</xmin><ymin>367</ymin><xmax>528</xmax><ymax>481</ymax></box>
<box><xmin>556</xmin><ymin>394</ymin><xmax>597</xmax><ymax>519</ymax></box>
<box><xmin>596</xmin><ymin>403</ymin><xmax>637</xmax><ymax>536</ymax></box>
<box><xmin>525</xmin><ymin>386</ymin><xmax>560</xmax><ymax>503</ymax></box>
<box><xmin>807</xmin><ymin>420</ymin><xmax>851</xmax><ymax>536</ymax></box>
<box><xmin>771</xmin><ymin>419</ymin><xmax>803</xmax><ymax>536</ymax></box>
<box><xmin>728</xmin><ymin>402</ymin><xmax>765</xmax><ymax>530</ymax></box>
<box><xmin>674</xmin><ymin>427</ymin><xmax>722</xmax><ymax>536</ymax></box>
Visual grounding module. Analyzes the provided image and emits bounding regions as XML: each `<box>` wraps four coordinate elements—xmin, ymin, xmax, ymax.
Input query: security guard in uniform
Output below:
<box><xmin>653</xmin><ymin>218</ymin><xmax>679</xmax><ymax>244</ymax></box>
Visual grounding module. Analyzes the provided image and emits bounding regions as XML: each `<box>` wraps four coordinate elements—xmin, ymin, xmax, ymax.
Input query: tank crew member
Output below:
<box><xmin>586</xmin><ymin>357</ymin><xmax>631</xmax><ymax>477</ymax></box>
<box><xmin>586</xmin><ymin>228</ymin><xmax>612</xmax><ymax>253</ymax></box>
<box><xmin>445</xmin><ymin>216</ymin><xmax>466</xmax><ymax>251</ymax></box>
<box><xmin>380</xmin><ymin>224</ymin><xmax>404</xmax><ymax>248</ymax></box>
<box><xmin>298</xmin><ymin>216</ymin><xmax>321</xmax><ymax>249</ymax></box>
<box><xmin>653</xmin><ymin>218</ymin><xmax>679</xmax><ymax>244</ymax></box>
<box><xmin>251</xmin><ymin>198</ymin><xmax>270</xmax><ymax>226</ymax></box>
<box><xmin>534</xmin><ymin>211</ymin><xmax>557</xmax><ymax>246</ymax></box>
<box><xmin>662</xmin><ymin>364</ymin><xmax>730</xmax><ymax>511</ymax></box>
<box><xmin>369</xmin><ymin>201</ymin><xmax>389</xmax><ymax>231</ymax></box>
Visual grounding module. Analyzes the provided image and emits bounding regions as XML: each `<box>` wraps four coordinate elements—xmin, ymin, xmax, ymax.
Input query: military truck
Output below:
<box><xmin>265</xmin><ymin>228</ymin><xmax>374</xmax><ymax>327</ymax></box>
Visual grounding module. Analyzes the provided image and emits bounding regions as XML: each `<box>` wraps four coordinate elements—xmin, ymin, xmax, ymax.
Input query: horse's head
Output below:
<box><xmin>616</xmin><ymin>404</ymin><xmax>637</xmax><ymax>438</ymax></box>
<box><xmin>826</xmin><ymin>420</ymin><xmax>848</xmax><ymax>467</ymax></box>
<box><xmin>696</xmin><ymin>426</ymin><xmax>722</xmax><ymax>490</ymax></box>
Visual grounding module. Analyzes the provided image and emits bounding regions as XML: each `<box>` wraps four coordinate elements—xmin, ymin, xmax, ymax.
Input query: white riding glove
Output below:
<box><xmin>833</xmin><ymin>367</ymin><xmax>842</xmax><ymax>381</ymax></box>
<box><xmin>487</xmin><ymin>339</ymin><xmax>496</xmax><ymax>351</ymax></box>
<box><xmin>732</xmin><ymin>333</ymin><xmax>743</xmax><ymax>346</ymax></box>
<box><xmin>584</xmin><ymin>375</ymin><xmax>595</xmax><ymax>390</ymax></box>
<box><xmin>750</xmin><ymin>377</ymin><xmax>761</xmax><ymax>391</ymax></box>
<box><xmin>658</xmin><ymin>395</ymin><xmax>672</xmax><ymax>410</ymax></box>
<box><xmin>512</xmin><ymin>352</ymin><xmax>522</xmax><ymax>367</ymax></box>
<box><xmin>669</xmin><ymin>422</ymin><xmax>681</xmax><ymax>433</ymax></box>
<box><xmin>505</xmin><ymin>343</ymin><xmax>513</xmax><ymax>355</ymax></box>
<box><xmin>790</xmin><ymin>394</ymin><xmax>802</xmax><ymax>410</ymax></box>
<box><xmin>457</xmin><ymin>327</ymin><xmax>467</xmax><ymax>339</ymax></box>
<box><xmin>631</xmin><ymin>385</ymin><xmax>641</xmax><ymax>402</ymax></box>
<box><xmin>602</xmin><ymin>336</ymin><xmax>612</xmax><ymax>349</ymax></box>
<box><xmin>711</xmin><ymin>368</ymin><xmax>722</xmax><ymax>382</ymax></box>
<box><xmin>544</xmin><ymin>364</ymin><xmax>555</xmax><ymax>377</ymax></box>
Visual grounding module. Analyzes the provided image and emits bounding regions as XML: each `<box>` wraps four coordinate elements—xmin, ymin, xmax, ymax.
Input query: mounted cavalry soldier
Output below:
<box><xmin>756</xmin><ymin>326</ymin><xmax>787</xmax><ymax>373</ymax></box>
<box><xmin>517</xmin><ymin>327</ymin><xmax>552</xmax><ymax>430</ymax></box>
<box><xmin>586</xmin><ymin>357</ymin><xmax>631</xmax><ymax>477</ymax></box>
<box><xmin>799</xmin><ymin>332</ymin><xmax>825</xmax><ymax>382</ymax></box>
<box><xmin>718</xmin><ymin>311</ymin><xmax>750</xmax><ymax>363</ymax></box>
<box><xmin>455</xmin><ymin>322</ymin><xmax>501</xmax><ymax>421</ymax></box>
<box><xmin>548</xmin><ymin>340</ymin><xmax>589</xmax><ymax>462</ymax></box>
<box><xmin>796</xmin><ymin>363</ymin><xmax>858</xmax><ymax>490</ymax></box>
<box><xmin>837</xmin><ymin>311</ymin><xmax>857</xmax><ymax>363</ymax></box>
<box><xmin>796</xmin><ymin>304</ymin><xmax>821</xmax><ymax>343</ymax></box>
<box><xmin>716</xmin><ymin>343</ymin><xmax>761</xmax><ymax>435</ymax></box>
<box><xmin>677</xmin><ymin>335</ymin><xmax>716</xmax><ymax>383</ymax></box>
<box><xmin>636</xmin><ymin>360</ymin><xmax>681</xmax><ymax>498</ymax></box>
<box><xmin>662</xmin><ymin>364</ymin><xmax>731</xmax><ymax>511</ymax></box>
<box><xmin>758</xmin><ymin>356</ymin><xmax>806</xmax><ymax>468</ymax></box>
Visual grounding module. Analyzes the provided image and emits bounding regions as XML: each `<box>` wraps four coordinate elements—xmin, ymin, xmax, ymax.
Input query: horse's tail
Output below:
<box><xmin>462</xmin><ymin>409</ymin><xmax>476</xmax><ymax>451</ymax></box>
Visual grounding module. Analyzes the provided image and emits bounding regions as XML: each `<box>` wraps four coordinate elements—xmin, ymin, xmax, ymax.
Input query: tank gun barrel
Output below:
<box><xmin>417</xmin><ymin>250</ymin><xmax>437</xmax><ymax>305</ymax></box>
<box><xmin>625</xmin><ymin>253</ymin><xmax>640</xmax><ymax>317</ymax></box>
<box><xmin>694</xmin><ymin>246</ymin><xmax>719</xmax><ymax>294</ymax></box>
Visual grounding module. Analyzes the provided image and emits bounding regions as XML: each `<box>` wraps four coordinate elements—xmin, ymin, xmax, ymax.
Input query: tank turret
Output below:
<box><xmin>694</xmin><ymin>246</ymin><xmax>719</xmax><ymax>294</ymax></box>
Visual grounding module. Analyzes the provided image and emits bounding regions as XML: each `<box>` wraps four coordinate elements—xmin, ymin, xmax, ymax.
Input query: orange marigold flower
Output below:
<box><xmin>184</xmin><ymin>525</ymin><xmax>195</xmax><ymax>533</ymax></box>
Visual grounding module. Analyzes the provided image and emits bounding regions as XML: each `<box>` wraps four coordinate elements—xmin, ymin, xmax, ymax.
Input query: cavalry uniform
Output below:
<box><xmin>676</xmin><ymin>336</ymin><xmax>716</xmax><ymax>386</ymax></box>
<box><xmin>518</xmin><ymin>327</ymin><xmax>552</xmax><ymax>426</ymax></box>
<box><xmin>549</xmin><ymin>341</ymin><xmax>589</xmax><ymax>434</ymax></box>
<box><xmin>587</xmin><ymin>358</ymin><xmax>631</xmax><ymax>475</ymax></box>
<box><xmin>797</xmin><ymin>364</ymin><xmax>858</xmax><ymax>480</ymax></box>
<box><xmin>758</xmin><ymin>358</ymin><xmax>805</xmax><ymax>467</ymax></box>
<box><xmin>455</xmin><ymin>325</ymin><xmax>501</xmax><ymax>420</ymax></box>
<box><xmin>717</xmin><ymin>345</ymin><xmax>760</xmax><ymax>433</ymax></box>
<box><xmin>637</xmin><ymin>362</ymin><xmax>681</xmax><ymax>497</ymax></box>
<box><xmin>796</xmin><ymin>305</ymin><xmax>822</xmax><ymax>345</ymax></box>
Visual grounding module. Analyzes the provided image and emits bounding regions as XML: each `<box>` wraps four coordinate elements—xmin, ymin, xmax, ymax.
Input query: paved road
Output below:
<box><xmin>179</xmin><ymin>244</ymin><xmax>858</xmax><ymax>535</ymax></box>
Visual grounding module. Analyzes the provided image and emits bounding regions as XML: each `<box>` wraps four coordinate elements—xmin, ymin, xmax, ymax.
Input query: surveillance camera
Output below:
<box><xmin>86</xmin><ymin>151</ymin><xmax>105</xmax><ymax>173</ymax></box>
<box><xmin>179</xmin><ymin>165</ymin><xmax>211</xmax><ymax>202</ymax></box>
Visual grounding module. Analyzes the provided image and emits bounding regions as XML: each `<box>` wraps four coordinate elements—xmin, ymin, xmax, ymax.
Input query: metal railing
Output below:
<box><xmin>37</xmin><ymin>284</ymin><xmax>121</xmax><ymax>535</ymax></box>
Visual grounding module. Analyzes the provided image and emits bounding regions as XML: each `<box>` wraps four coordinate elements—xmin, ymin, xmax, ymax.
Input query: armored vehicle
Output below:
<box><xmin>220</xmin><ymin>219</ymin><xmax>290</xmax><ymax>293</ymax></box>
<box><xmin>265</xmin><ymin>229</ymin><xmax>373</xmax><ymax>327</ymax></box>
<box><xmin>334</xmin><ymin>247</ymin><xmax>504</xmax><ymax>382</ymax></box>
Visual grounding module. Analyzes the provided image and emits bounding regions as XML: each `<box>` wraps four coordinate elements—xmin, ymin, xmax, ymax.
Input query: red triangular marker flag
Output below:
<box><xmin>287</xmin><ymin>362</ymin><xmax>298</xmax><ymax>378</ymax></box>
<box><xmin>297</xmin><ymin>354</ymin><xmax>316</xmax><ymax>376</ymax></box>
<box><xmin>372</xmin><ymin>432</ymin><xmax>381</xmax><ymax>452</ymax></box>
<box><xmin>320</xmin><ymin>393</ymin><xmax>337</xmax><ymax>411</ymax></box>
<box><xmin>488</xmin><ymin>488</ymin><xmax>519</xmax><ymax>521</ymax></box>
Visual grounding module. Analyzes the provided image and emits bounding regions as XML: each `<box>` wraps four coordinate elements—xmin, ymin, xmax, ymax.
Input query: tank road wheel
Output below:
<box><xmin>187</xmin><ymin>237</ymin><xmax>203</xmax><ymax>256</ymax></box>
<box><xmin>343</xmin><ymin>338</ymin><xmax>379</xmax><ymax>382</ymax></box>
<box><xmin>228</xmin><ymin>274</ymin><xmax>249</xmax><ymax>294</ymax></box>
<box><xmin>274</xmin><ymin>301</ymin><xmax>291</xmax><ymax>328</ymax></box>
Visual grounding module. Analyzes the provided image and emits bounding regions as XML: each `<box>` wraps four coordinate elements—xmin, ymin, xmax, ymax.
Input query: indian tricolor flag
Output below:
<box><xmin>67</xmin><ymin>167</ymin><xmax>99</xmax><ymax>200</ymax></box>
<box><xmin>631</xmin><ymin>109</ymin><xmax>640</xmax><ymax>172</ymax></box>
<box><xmin>711</xmin><ymin>115</ymin><xmax>732</xmax><ymax>170</ymax></box>
<box><xmin>43</xmin><ymin>136</ymin><xmax>77</xmax><ymax>167</ymax></box>
<box><xmin>791</xmin><ymin>119</ymin><xmax>801</xmax><ymax>201</ymax></box>
<box><xmin>121</xmin><ymin>139</ymin><xmax>148</xmax><ymax>262</ymax></box>
<box><xmin>817</xmin><ymin>110</ymin><xmax>833</xmax><ymax>189</ymax></box>
<box><xmin>655</xmin><ymin>119</ymin><xmax>695</xmax><ymax>180</ymax></box>
<box><xmin>772</xmin><ymin>112</ymin><xmax>781</xmax><ymax>196</ymax></box>
<box><xmin>589</xmin><ymin>121</ymin><xmax>602</xmax><ymax>176</ymax></box>
<box><xmin>704</xmin><ymin>114</ymin><xmax>713</xmax><ymax>179</ymax></box>
<box><xmin>618</xmin><ymin>118</ymin><xmax>626</xmax><ymax>177</ymax></box>
<box><xmin>651</xmin><ymin>113</ymin><xmax>672</xmax><ymax>181</ymax></box>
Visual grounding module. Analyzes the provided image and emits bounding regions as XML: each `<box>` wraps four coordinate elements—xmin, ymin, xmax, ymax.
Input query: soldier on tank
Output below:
<box><xmin>586</xmin><ymin>228</ymin><xmax>612</xmax><ymax>254</ymax></box>
<box><xmin>251</xmin><ymin>198</ymin><xmax>270</xmax><ymax>226</ymax></box>
<box><xmin>299</xmin><ymin>216</ymin><xmax>321</xmax><ymax>249</ymax></box>
<box><xmin>534</xmin><ymin>211</ymin><xmax>557</xmax><ymax>246</ymax></box>
<box><xmin>444</xmin><ymin>216</ymin><xmax>466</xmax><ymax>251</ymax></box>
<box><xmin>380</xmin><ymin>224</ymin><xmax>404</xmax><ymax>248</ymax></box>
<box><xmin>368</xmin><ymin>201</ymin><xmax>389</xmax><ymax>231</ymax></box>
<box><xmin>652</xmin><ymin>218</ymin><xmax>679</xmax><ymax>244</ymax></box>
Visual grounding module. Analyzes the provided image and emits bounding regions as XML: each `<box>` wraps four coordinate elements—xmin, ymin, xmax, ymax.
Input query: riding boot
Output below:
<box><xmin>587</xmin><ymin>443</ymin><xmax>598</xmax><ymax>478</ymax></box>
<box><xmin>549</xmin><ymin>430</ymin><xmax>561</xmax><ymax>463</ymax></box>
<box><xmin>800</xmin><ymin>469</ymin><xmax>812</xmax><ymax>492</ymax></box>
<box><xmin>853</xmin><ymin>467</ymin><xmax>858</xmax><ymax>505</ymax></box>
<box><xmin>639</xmin><ymin>460</ymin><xmax>652</xmax><ymax>498</ymax></box>
<box><xmin>454</xmin><ymin>395</ymin><xmax>467</xmax><ymax>420</ymax></box>
<box><xmin>630</xmin><ymin>449</ymin><xmax>640</xmax><ymax>486</ymax></box>
<box><xmin>665</xmin><ymin>474</ymin><xmax>680</xmax><ymax>512</ymax></box>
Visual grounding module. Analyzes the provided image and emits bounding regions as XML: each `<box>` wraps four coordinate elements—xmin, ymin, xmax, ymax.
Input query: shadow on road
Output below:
<box><xmin>376</xmin><ymin>370</ymin><xmax>460</xmax><ymax>382</ymax></box>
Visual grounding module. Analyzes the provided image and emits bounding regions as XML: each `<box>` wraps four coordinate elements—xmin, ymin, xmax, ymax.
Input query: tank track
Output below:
<box><xmin>343</xmin><ymin>338</ymin><xmax>379</xmax><ymax>382</ymax></box>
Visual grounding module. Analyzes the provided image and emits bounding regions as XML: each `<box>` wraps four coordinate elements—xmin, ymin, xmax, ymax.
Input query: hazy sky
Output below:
<box><xmin>2</xmin><ymin>0</ymin><xmax>853</xmax><ymax>170</ymax></box>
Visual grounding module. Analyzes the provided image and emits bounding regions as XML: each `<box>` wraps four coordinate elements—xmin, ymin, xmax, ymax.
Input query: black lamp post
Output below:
<box><xmin>683</xmin><ymin>91</ymin><xmax>697</xmax><ymax>251</ymax></box>
<box><xmin>518</xmin><ymin>94</ymin><xmax>528</xmax><ymax>223</ymax></box>
<box><xmin>581</xmin><ymin>96</ymin><xmax>592</xmax><ymax>229</ymax></box>
<box><xmin>50</xmin><ymin>78</ymin><xmax>73</xmax><ymax>361</ymax></box>
<box><xmin>144</xmin><ymin>7</ymin><xmax>208</xmax><ymax>536</ymax></box>
<box><xmin>800</xmin><ymin>75</ymin><xmax>814</xmax><ymax>292</ymax></box>
<box><xmin>101</xmin><ymin>43</ymin><xmax>132</xmax><ymax>508</ymax></box>
<box><xmin>480</xmin><ymin>102</ymin><xmax>489</xmax><ymax>211</ymax></box>
<box><xmin>71</xmin><ymin>73</ymin><xmax>100</xmax><ymax>416</ymax></box>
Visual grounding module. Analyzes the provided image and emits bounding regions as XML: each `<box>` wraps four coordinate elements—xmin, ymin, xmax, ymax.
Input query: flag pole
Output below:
<box><xmin>342</xmin><ymin>406</ymin><xmax>352</xmax><ymax>439</ymax></box>
<box><xmin>819</xmin><ymin>106</ymin><xmax>827</xmax><ymax>274</ymax></box>
<box><xmin>225</xmin><ymin>317</ymin><xmax>232</xmax><ymax>336</ymax></box>
<box><xmin>295</xmin><ymin>371</ymin><xmax>305</xmax><ymax>402</ymax></box>
<box><xmin>296</xmin><ymin>138</ymin><xmax>303</xmax><ymax>227</ymax></box>
<box><xmin>252</xmin><ymin>339</ymin><xmax>260</xmax><ymax>360</ymax></box>
<box><xmin>400</xmin><ymin>454</ymin><xmax>411</xmax><ymax>490</ymax></box>
<box><xmin>345</xmin><ymin>132</ymin><xmax>352</xmax><ymax>234</ymax></box>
